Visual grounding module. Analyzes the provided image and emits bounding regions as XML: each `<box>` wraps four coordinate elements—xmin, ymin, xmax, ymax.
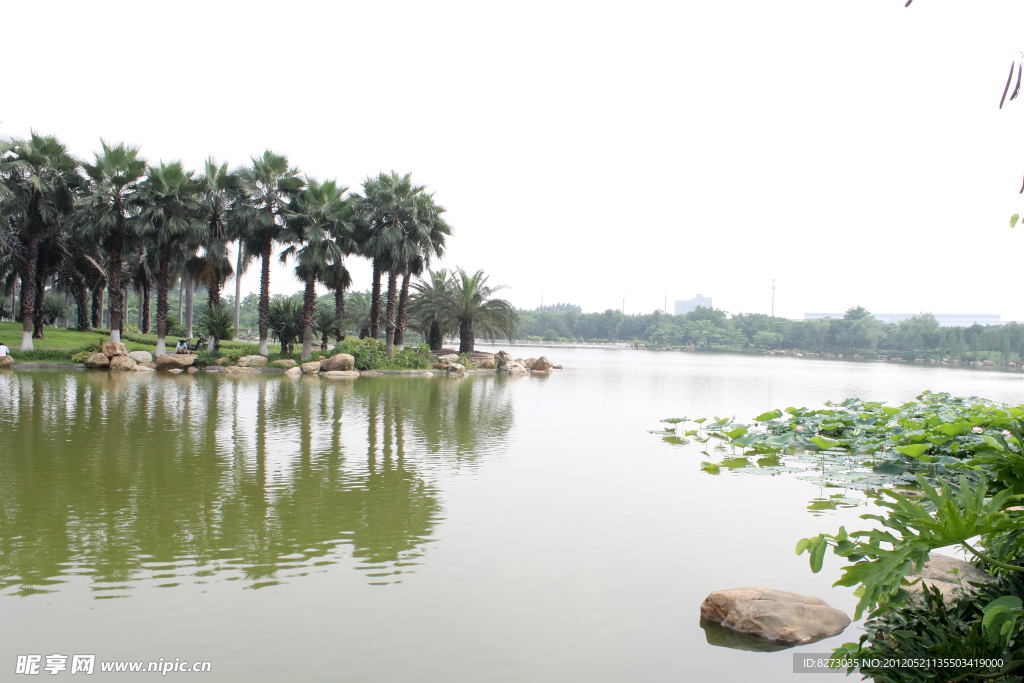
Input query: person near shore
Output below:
<box><xmin>175</xmin><ymin>339</ymin><xmax>187</xmax><ymax>354</ymax></box>
<box><xmin>0</xmin><ymin>343</ymin><xmax>9</xmax><ymax>357</ymax></box>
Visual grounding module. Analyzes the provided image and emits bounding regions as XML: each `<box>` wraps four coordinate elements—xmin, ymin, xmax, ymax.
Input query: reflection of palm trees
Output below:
<box><xmin>0</xmin><ymin>371</ymin><xmax>446</xmax><ymax>595</ymax></box>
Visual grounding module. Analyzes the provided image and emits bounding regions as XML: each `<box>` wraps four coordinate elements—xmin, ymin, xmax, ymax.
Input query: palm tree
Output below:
<box><xmin>409</xmin><ymin>269</ymin><xmax>457</xmax><ymax>351</ymax></box>
<box><xmin>192</xmin><ymin>159</ymin><xmax>239</xmax><ymax>351</ymax></box>
<box><xmin>197</xmin><ymin>301</ymin><xmax>235</xmax><ymax>352</ymax></box>
<box><xmin>135</xmin><ymin>160</ymin><xmax>199</xmax><ymax>355</ymax></box>
<box><xmin>0</xmin><ymin>132</ymin><xmax>81</xmax><ymax>350</ymax></box>
<box><xmin>319</xmin><ymin>260</ymin><xmax>351</xmax><ymax>343</ymax></box>
<box><xmin>236</xmin><ymin>151</ymin><xmax>304</xmax><ymax>356</ymax></box>
<box><xmin>433</xmin><ymin>269</ymin><xmax>519</xmax><ymax>354</ymax></box>
<box><xmin>280</xmin><ymin>179</ymin><xmax>349</xmax><ymax>360</ymax></box>
<box><xmin>345</xmin><ymin>290</ymin><xmax>371</xmax><ymax>338</ymax></box>
<box><xmin>354</xmin><ymin>171</ymin><xmax>424</xmax><ymax>346</ymax></box>
<box><xmin>81</xmin><ymin>140</ymin><xmax>147</xmax><ymax>344</ymax></box>
<box><xmin>395</xmin><ymin>192</ymin><xmax>451</xmax><ymax>350</ymax></box>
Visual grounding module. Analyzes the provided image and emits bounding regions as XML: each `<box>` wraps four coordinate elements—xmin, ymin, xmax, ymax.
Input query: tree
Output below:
<box><xmin>191</xmin><ymin>159</ymin><xmax>239</xmax><ymax>351</ymax></box>
<box><xmin>279</xmin><ymin>178</ymin><xmax>349</xmax><ymax>360</ymax></box>
<box><xmin>430</xmin><ymin>268</ymin><xmax>518</xmax><ymax>353</ymax></box>
<box><xmin>237</xmin><ymin>151</ymin><xmax>304</xmax><ymax>355</ymax></box>
<box><xmin>354</xmin><ymin>171</ymin><xmax>424</xmax><ymax>346</ymax></box>
<box><xmin>135</xmin><ymin>161</ymin><xmax>199</xmax><ymax>355</ymax></box>
<box><xmin>395</xmin><ymin>192</ymin><xmax>451</xmax><ymax>351</ymax></box>
<box><xmin>81</xmin><ymin>140</ymin><xmax>147</xmax><ymax>343</ymax></box>
<box><xmin>410</xmin><ymin>269</ymin><xmax>456</xmax><ymax>350</ymax></box>
<box><xmin>0</xmin><ymin>132</ymin><xmax>81</xmax><ymax>350</ymax></box>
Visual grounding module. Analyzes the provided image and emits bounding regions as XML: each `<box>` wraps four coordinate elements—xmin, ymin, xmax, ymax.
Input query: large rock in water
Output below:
<box><xmin>909</xmin><ymin>554</ymin><xmax>992</xmax><ymax>603</ymax></box>
<box><xmin>109</xmin><ymin>355</ymin><xmax>137</xmax><ymax>371</ymax></box>
<box><xmin>0</xmin><ymin>356</ymin><xmax>13</xmax><ymax>369</ymax></box>
<box><xmin>284</xmin><ymin>366</ymin><xmax>302</xmax><ymax>377</ymax></box>
<box><xmin>495</xmin><ymin>350</ymin><xmax>527</xmax><ymax>374</ymax></box>
<box><xmin>322</xmin><ymin>370</ymin><xmax>360</xmax><ymax>379</ymax></box>
<box><xmin>101</xmin><ymin>342</ymin><xmax>128</xmax><ymax>358</ymax></box>
<box><xmin>700</xmin><ymin>587</ymin><xmax>851</xmax><ymax>643</ymax></box>
<box><xmin>237</xmin><ymin>355</ymin><xmax>267</xmax><ymax>367</ymax></box>
<box><xmin>301</xmin><ymin>361</ymin><xmax>321</xmax><ymax>374</ymax></box>
<box><xmin>321</xmin><ymin>353</ymin><xmax>355</xmax><ymax>372</ymax></box>
<box><xmin>273</xmin><ymin>359</ymin><xmax>297</xmax><ymax>369</ymax></box>
<box><xmin>85</xmin><ymin>353</ymin><xmax>111</xmax><ymax>369</ymax></box>
<box><xmin>156</xmin><ymin>353</ymin><xmax>197</xmax><ymax>371</ymax></box>
<box><xmin>532</xmin><ymin>356</ymin><xmax>553</xmax><ymax>372</ymax></box>
<box><xmin>128</xmin><ymin>351</ymin><xmax>153</xmax><ymax>364</ymax></box>
<box><xmin>436</xmin><ymin>354</ymin><xmax>459</xmax><ymax>366</ymax></box>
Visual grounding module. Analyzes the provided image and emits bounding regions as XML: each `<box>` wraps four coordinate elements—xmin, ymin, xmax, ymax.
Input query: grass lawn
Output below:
<box><xmin>0</xmin><ymin>322</ymin><xmax>279</xmax><ymax>361</ymax></box>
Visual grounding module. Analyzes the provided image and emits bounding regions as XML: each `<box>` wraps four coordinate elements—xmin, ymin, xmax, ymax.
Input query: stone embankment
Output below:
<box><xmin>61</xmin><ymin>347</ymin><xmax>563</xmax><ymax>379</ymax></box>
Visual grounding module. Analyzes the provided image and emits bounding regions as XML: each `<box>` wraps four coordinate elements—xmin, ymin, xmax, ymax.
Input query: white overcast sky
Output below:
<box><xmin>4</xmin><ymin>1</ymin><xmax>1024</xmax><ymax>319</ymax></box>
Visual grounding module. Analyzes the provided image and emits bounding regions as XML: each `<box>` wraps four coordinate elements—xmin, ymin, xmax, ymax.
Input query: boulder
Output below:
<box><xmin>322</xmin><ymin>370</ymin><xmax>360</xmax><ymax>379</ymax></box>
<box><xmin>699</xmin><ymin>587</ymin><xmax>851</xmax><ymax>643</ymax></box>
<box><xmin>284</xmin><ymin>367</ymin><xmax>303</xmax><ymax>377</ymax></box>
<box><xmin>186</xmin><ymin>366</ymin><xmax>199</xmax><ymax>374</ymax></box>
<box><xmin>321</xmin><ymin>353</ymin><xmax>355</xmax><ymax>372</ymax></box>
<box><xmin>436</xmin><ymin>354</ymin><xmax>459</xmax><ymax>366</ymax></box>
<box><xmin>109</xmin><ymin>355</ymin><xmax>137</xmax><ymax>371</ymax></box>
<box><xmin>523</xmin><ymin>357</ymin><xmax>538</xmax><ymax>369</ymax></box>
<box><xmin>167</xmin><ymin>368</ymin><xmax>183</xmax><ymax>375</ymax></box>
<box><xmin>499</xmin><ymin>361</ymin><xmax>528</xmax><ymax>375</ymax></box>
<box><xmin>360</xmin><ymin>370</ymin><xmax>383</xmax><ymax>376</ymax></box>
<box><xmin>301</xmin><ymin>361</ymin><xmax>321</xmax><ymax>374</ymax></box>
<box><xmin>0</xmin><ymin>356</ymin><xmax>13</xmax><ymax>369</ymax></box>
<box><xmin>446</xmin><ymin>363</ymin><xmax>467</xmax><ymax>376</ymax></box>
<box><xmin>237</xmin><ymin>355</ymin><xmax>268</xmax><ymax>368</ymax></box>
<box><xmin>85</xmin><ymin>353</ymin><xmax>111</xmax><ymax>369</ymax></box>
<box><xmin>225</xmin><ymin>365</ymin><xmax>259</xmax><ymax>374</ymax></box>
<box><xmin>494</xmin><ymin>350</ymin><xmax>515</xmax><ymax>369</ymax></box>
<box><xmin>908</xmin><ymin>554</ymin><xmax>992</xmax><ymax>603</ymax></box>
<box><xmin>532</xmin><ymin>356</ymin><xmax>553</xmax><ymax>372</ymax></box>
<box><xmin>156</xmin><ymin>354</ymin><xmax>197</xmax><ymax>371</ymax></box>
<box><xmin>273</xmin><ymin>359</ymin><xmax>297</xmax><ymax>369</ymax></box>
<box><xmin>551</xmin><ymin>365</ymin><xmax>563</xmax><ymax>370</ymax></box>
<box><xmin>141</xmin><ymin>362</ymin><xmax>157</xmax><ymax>370</ymax></box>
<box><xmin>101</xmin><ymin>341</ymin><xmax>128</xmax><ymax>358</ymax></box>
<box><xmin>216</xmin><ymin>357</ymin><xmax>231</xmax><ymax>366</ymax></box>
<box><xmin>128</xmin><ymin>351</ymin><xmax>153</xmax><ymax>364</ymax></box>
<box><xmin>481</xmin><ymin>359</ymin><xmax>495</xmax><ymax>369</ymax></box>
<box><xmin>133</xmin><ymin>364</ymin><xmax>155</xmax><ymax>372</ymax></box>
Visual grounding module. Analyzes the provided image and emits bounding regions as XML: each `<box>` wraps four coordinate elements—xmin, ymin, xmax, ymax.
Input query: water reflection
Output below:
<box><xmin>0</xmin><ymin>371</ymin><xmax>514</xmax><ymax>597</ymax></box>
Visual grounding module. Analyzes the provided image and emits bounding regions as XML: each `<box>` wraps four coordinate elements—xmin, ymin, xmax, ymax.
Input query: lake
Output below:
<box><xmin>1</xmin><ymin>350</ymin><xmax>1021</xmax><ymax>681</ymax></box>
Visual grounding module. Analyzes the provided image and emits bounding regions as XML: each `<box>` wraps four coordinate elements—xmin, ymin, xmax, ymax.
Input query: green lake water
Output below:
<box><xmin>1</xmin><ymin>351</ymin><xmax>1022</xmax><ymax>681</ymax></box>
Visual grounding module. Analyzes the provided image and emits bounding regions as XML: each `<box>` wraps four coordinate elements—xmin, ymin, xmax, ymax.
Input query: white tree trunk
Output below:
<box><xmin>109</xmin><ymin>328</ymin><xmax>120</xmax><ymax>344</ymax></box>
<box><xmin>185</xmin><ymin>281</ymin><xmax>194</xmax><ymax>339</ymax></box>
<box><xmin>156</xmin><ymin>337</ymin><xmax>166</xmax><ymax>357</ymax></box>
<box><xmin>21</xmin><ymin>330</ymin><xmax>33</xmax><ymax>351</ymax></box>
<box><xmin>234</xmin><ymin>245</ymin><xmax>243</xmax><ymax>339</ymax></box>
<box><xmin>259</xmin><ymin>338</ymin><xmax>269</xmax><ymax>356</ymax></box>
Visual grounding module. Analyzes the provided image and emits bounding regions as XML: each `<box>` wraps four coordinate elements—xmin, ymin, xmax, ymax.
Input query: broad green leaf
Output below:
<box><xmin>724</xmin><ymin>427</ymin><xmax>748</xmax><ymax>439</ymax></box>
<box><xmin>755</xmin><ymin>409</ymin><xmax>783</xmax><ymax>422</ymax></box>
<box><xmin>895</xmin><ymin>444</ymin><xmax>929</xmax><ymax>459</ymax></box>
<box><xmin>810</xmin><ymin>436</ymin><xmax>841</xmax><ymax>450</ymax></box>
<box><xmin>1012</xmin><ymin>213</ymin><xmax>1020</xmax><ymax>228</ymax></box>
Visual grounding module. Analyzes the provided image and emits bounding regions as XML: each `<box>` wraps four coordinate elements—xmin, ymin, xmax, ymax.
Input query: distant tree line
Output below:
<box><xmin>513</xmin><ymin>305</ymin><xmax>1024</xmax><ymax>361</ymax></box>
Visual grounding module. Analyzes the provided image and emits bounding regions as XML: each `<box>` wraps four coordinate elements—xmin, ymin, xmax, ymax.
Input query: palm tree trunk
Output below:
<box><xmin>142</xmin><ymin>281</ymin><xmax>151</xmax><ymax>334</ymax></box>
<box><xmin>92</xmin><ymin>285</ymin><xmax>102</xmax><ymax>329</ymax></box>
<box><xmin>108</xmin><ymin>244</ymin><xmax>123</xmax><ymax>343</ymax></box>
<box><xmin>301</xmin><ymin>279</ymin><xmax>315</xmax><ymax>361</ymax></box>
<box><xmin>384</xmin><ymin>270</ymin><xmax>399</xmax><ymax>358</ymax></box>
<box><xmin>458</xmin><ymin>321</ymin><xmax>473</xmax><ymax>352</ymax></box>
<box><xmin>369</xmin><ymin>259</ymin><xmax>382</xmax><ymax>340</ymax></box>
<box><xmin>207</xmin><ymin>280</ymin><xmax>222</xmax><ymax>353</ymax></box>
<box><xmin>395</xmin><ymin>273</ymin><xmax>410</xmax><ymax>350</ymax></box>
<box><xmin>19</xmin><ymin>236</ymin><xmax>38</xmax><ymax>350</ymax></box>
<box><xmin>458</xmin><ymin>320</ymin><xmax>473</xmax><ymax>354</ymax></box>
<box><xmin>76</xmin><ymin>280</ymin><xmax>90</xmax><ymax>332</ymax></box>
<box><xmin>9</xmin><ymin>276</ymin><xmax>15</xmax><ymax>324</ymax></box>
<box><xmin>234</xmin><ymin>243</ymin><xmax>243</xmax><ymax>335</ymax></box>
<box><xmin>258</xmin><ymin>229</ymin><xmax>272</xmax><ymax>356</ymax></box>
<box><xmin>185</xmin><ymin>280</ymin><xmax>194</xmax><ymax>339</ymax></box>
<box><xmin>32</xmin><ymin>269</ymin><xmax>45</xmax><ymax>339</ymax></box>
<box><xmin>156</xmin><ymin>246</ymin><xmax>170</xmax><ymax>356</ymax></box>
<box><xmin>178</xmin><ymin>278</ymin><xmax>183</xmax><ymax>323</ymax></box>
<box><xmin>429</xmin><ymin>321</ymin><xmax>442</xmax><ymax>351</ymax></box>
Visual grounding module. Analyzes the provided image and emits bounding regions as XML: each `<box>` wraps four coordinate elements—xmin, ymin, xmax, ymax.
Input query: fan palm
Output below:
<box><xmin>135</xmin><ymin>160</ymin><xmax>199</xmax><ymax>354</ymax></box>
<box><xmin>434</xmin><ymin>269</ymin><xmax>518</xmax><ymax>353</ymax></box>
<box><xmin>80</xmin><ymin>140</ymin><xmax>147</xmax><ymax>343</ymax></box>
<box><xmin>0</xmin><ymin>132</ymin><xmax>81</xmax><ymax>349</ymax></box>
<box><xmin>354</xmin><ymin>171</ymin><xmax>425</xmax><ymax>346</ymax></box>
<box><xmin>409</xmin><ymin>269</ymin><xmax>457</xmax><ymax>351</ymax></box>
<box><xmin>191</xmin><ymin>159</ymin><xmax>240</xmax><ymax>351</ymax></box>
<box><xmin>197</xmin><ymin>300</ymin><xmax>235</xmax><ymax>352</ymax></box>
<box><xmin>311</xmin><ymin>304</ymin><xmax>340</xmax><ymax>351</ymax></box>
<box><xmin>345</xmin><ymin>290</ymin><xmax>371</xmax><ymax>338</ymax></box>
<box><xmin>267</xmin><ymin>297</ymin><xmax>303</xmax><ymax>355</ymax></box>
<box><xmin>236</xmin><ymin>151</ymin><xmax>304</xmax><ymax>355</ymax></box>
<box><xmin>395</xmin><ymin>192</ymin><xmax>451</xmax><ymax>349</ymax></box>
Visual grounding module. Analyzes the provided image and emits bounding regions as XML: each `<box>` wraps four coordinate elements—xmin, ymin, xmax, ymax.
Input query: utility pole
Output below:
<box><xmin>770</xmin><ymin>277</ymin><xmax>778</xmax><ymax>318</ymax></box>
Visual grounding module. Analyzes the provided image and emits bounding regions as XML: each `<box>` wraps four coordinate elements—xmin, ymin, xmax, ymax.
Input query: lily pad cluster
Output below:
<box><xmin>655</xmin><ymin>391</ymin><xmax>1024</xmax><ymax>494</ymax></box>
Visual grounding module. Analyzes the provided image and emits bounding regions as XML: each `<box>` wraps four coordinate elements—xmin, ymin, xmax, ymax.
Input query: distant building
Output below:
<box><xmin>674</xmin><ymin>294</ymin><xmax>712</xmax><ymax>315</ymax></box>
<box><xmin>803</xmin><ymin>312</ymin><xmax>1003</xmax><ymax>327</ymax></box>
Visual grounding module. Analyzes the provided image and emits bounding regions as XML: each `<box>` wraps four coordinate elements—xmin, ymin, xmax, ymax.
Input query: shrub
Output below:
<box><xmin>325</xmin><ymin>338</ymin><xmax>431</xmax><ymax>370</ymax></box>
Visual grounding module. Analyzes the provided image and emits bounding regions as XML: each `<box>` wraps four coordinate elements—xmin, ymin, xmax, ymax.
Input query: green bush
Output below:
<box><xmin>325</xmin><ymin>338</ymin><xmax>431</xmax><ymax>370</ymax></box>
<box><xmin>9</xmin><ymin>348</ymin><xmax>77</xmax><ymax>361</ymax></box>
